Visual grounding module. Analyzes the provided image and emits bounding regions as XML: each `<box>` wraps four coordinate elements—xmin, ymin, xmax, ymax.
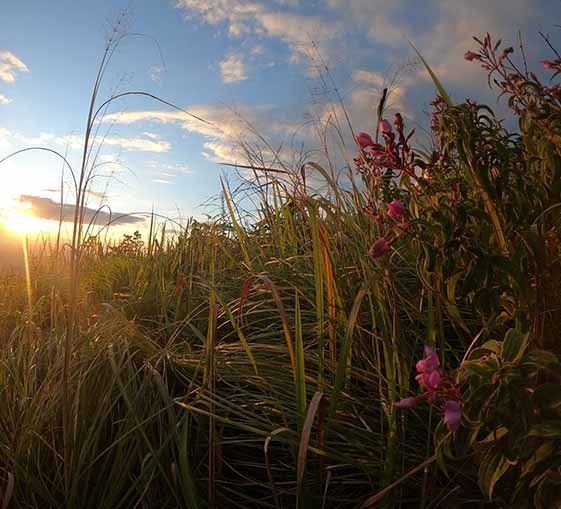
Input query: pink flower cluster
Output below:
<box><xmin>355</xmin><ymin>116</ymin><xmax>413</xmax><ymax>261</ymax></box>
<box><xmin>463</xmin><ymin>33</ymin><xmax>514</xmax><ymax>72</ymax></box>
<box><xmin>394</xmin><ymin>346</ymin><xmax>463</xmax><ymax>432</ymax></box>
<box><xmin>355</xmin><ymin>115</ymin><xmax>417</xmax><ymax>181</ymax></box>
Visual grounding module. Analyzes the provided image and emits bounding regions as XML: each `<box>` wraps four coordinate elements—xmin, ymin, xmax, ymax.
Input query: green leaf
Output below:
<box><xmin>521</xmin><ymin>441</ymin><xmax>555</xmax><ymax>478</ymax></box>
<box><xmin>464</xmin><ymin>357</ymin><xmax>499</xmax><ymax>379</ymax></box>
<box><xmin>478</xmin><ymin>448</ymin><xmax>511</xmax><ymax>500</ymax></box>
<box><xmin>409</xmin><ymin>42</ymin><xmax>454</xmax><ymax>107</ymax></box>
<box><xmin>502</xmin><ymin>329</ymin><xmax>530</xmax><ymax>363</ymax></box>
<box><xmin>479</xmin><ymin>340</ymin><xmax>503</xmax><ymax>355</ymax></box>
<box><xmin>294</xmin><ymin>291</ymin><xmax>307</xmax><ymax>431</ymax></box>
<box><xmin>523</xmin><ymin>350</ymin><xmax>561</xmax><ymax>375</ymax></box>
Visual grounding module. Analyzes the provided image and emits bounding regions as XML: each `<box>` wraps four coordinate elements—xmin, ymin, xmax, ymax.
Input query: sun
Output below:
<box><xmin>4</xmin><ymin>212</ymin><xmax>48</xmax><ymax>234</ymax></box>
<box><xmin>1</xmin><ymin>201</ymin><xmax>56</xmax><ymax>235</ymax></box>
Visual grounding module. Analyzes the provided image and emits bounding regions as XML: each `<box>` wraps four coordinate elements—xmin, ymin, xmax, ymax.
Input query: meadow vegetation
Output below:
<box><xmin>1</xmin><ymin>30</ymin><xmax>561</xmax><ymax>508</ymax></box>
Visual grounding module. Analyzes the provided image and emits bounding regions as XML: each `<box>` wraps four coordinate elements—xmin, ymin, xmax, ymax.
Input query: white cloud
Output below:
<box><xmin>219</xmin><ymin>53</ymin><xmax>248</xmax><ymax>83</ymax></box>
<box><xmin>61</xmin><ymin>133</ymin><xmax>171</xmax><ymax>153</ymax></box>
<box><xmin>175</xmin><ymin>0</ymin><xmax>335</xmax><ymax>61</ymax></box>
<box><xmin>202</xmin><ymin>140</ymin><xmax>247</xmax><ymax>163</ymax></box>
<box><xmin>256</xmin><ymin>11</ymin><xmax>334</xmax><ymax>61</ymax></box>
<box><xmin>12</xmin><ymin>131</ymin><xmax>171</xmax><ymax>154</ymax></box>
<box><xmin>141</xmin><ymin>132</ymin><xmax>164</xmax><ymax>141</ymax></box>
<box><xmin>0</xmin><ymin>93</ymin><xmax>11</xmax><ymax>105</ymax></box>
<box><xmin>103</xmin><ymin>102</ymin><xmax>303</xmax><ymax>165</ymax></box>
<box><xmin>327</xmin><ymin>0</ymin><xmax>405</xmax><ymax>47</ymax></box>
<box><xmin>414</xmin><ymin>0</ymin><xmax>535</xmax><ymax>89</ymax></box>
<box><xmin>152</xmin><ymin>178</ymin><xmax>172</xmax><ymax>184</ymax></box>
<box><xmin>0</xmin><ymin>50</ymin><xmax>29</xmax><ymax>84</ymax></box>
<box><xmin>327</xmin><ymin>0</ymin><xmax>553</xmax><ymax>94</ymax></box>
<box><xmin>352</xmin><ymin>68</ymin><xmax>413</xmax><ymax>117</ymax></box>
<box><xmin>156</xmin><ymin>161</ymin><xmax>193</xmax><ymax>175</ymax></box>
<box><xmin>108</xmin><ymin>108</ymin><xmax>239</xmax><ymax>161</ymax></box>
<box><xmin>352</xmin><ymin>69</ymin><xmax>386</xmax><ymax>88</ymax></box>
<box><xmin>146</xmin><ymin>161</ymin><xmax>194</xmax><ymax>180</ymax></box>
<box><xmin>103</xmin><ymin>104</ymin><xmax>257</xmax><ymax>159</ymax></box>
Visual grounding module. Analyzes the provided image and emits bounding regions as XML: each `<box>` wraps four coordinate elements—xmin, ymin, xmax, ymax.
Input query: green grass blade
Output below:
<box><xmin>409</xmin><ymin>42</ymin><xmax>454</xmax><ymax>107</ymax></box>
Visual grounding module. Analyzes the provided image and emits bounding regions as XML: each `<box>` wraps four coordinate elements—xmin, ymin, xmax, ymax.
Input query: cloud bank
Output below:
<box><xmin>17</xmin><ymin>195</ymin><xmax>144</xmax><ymax>226</ymax></box>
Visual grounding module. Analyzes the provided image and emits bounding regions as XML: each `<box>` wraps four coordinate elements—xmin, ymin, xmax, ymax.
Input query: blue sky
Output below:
<box><xmin>1</xmin><ymin>0</ymin><xmax>560</xmax><ymax>234</ymax></box>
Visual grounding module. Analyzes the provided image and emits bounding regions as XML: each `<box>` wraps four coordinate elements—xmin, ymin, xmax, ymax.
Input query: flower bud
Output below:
<box><xmin>387</xmin><ymin>199</ymin><xmax>407</xmax><ymax>220</ymax></box>
<box><xmin>368</xmin><ymin>238</ymin><xmax>390</xmax><ymax>259</ymax></box>
<box><xmin>356</xmin><ymin>132</ymin><xmax>374</xmax><ymax>149</ymax></box>
<box><xmin>464</xmin><ymin>51</ymin><xmax>481</xmax><ymax>62</ymax></box>
<box><xmin>379</xmin><ymin>119</ymin><xmax>393</xmax><ymax>135</ymax></box>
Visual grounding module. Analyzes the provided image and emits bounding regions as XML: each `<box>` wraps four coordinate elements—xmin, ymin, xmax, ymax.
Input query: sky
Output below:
<box><xmin>1</xmin><ymin>0</ymin><xmax>560</xmax><ymax>243</ymax></box>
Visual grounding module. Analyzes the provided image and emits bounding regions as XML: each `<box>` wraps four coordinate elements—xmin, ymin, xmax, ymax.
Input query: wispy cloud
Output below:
<box><xmin>147</xmin><ymin>161</ymin><xmax>193</xmax><ymax>176</ymax></box>
<box><xmin>219</xmin><ymin>53</ymin><xmax>248</xmax><ymax>83</ymax></box>
<box><xmin>102</xmin><ymin>103</ymin><xmax>298</xmax><ymax>164</ymax></box>
<box><xmin>62</xmin><ymin>133</ymin><xmax>171</xmax><ymax>153</ymax></box>
<box><xmin>175</xmin><ymin>0</ymin><xmax>335</xmax><ymax>60</ymax></box>
<box><xmin>12</xmin><ymin>131</ymin><xmax>171</xmax><ymax>154</ymax></box>
<box><xmin>0</xmin><ymin>93</ymin><xmax>11</xmax><ymax>105</ymax></box>
<box><xmin>0</xmin><ymin>50</ymin><xmax>29</xmax><ymax>84</ymax></box>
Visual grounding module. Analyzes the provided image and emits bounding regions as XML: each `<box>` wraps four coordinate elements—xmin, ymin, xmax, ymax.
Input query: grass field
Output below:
<box><xmin>1</xmin><ymin>32</ymin><xmax>561</xmax><ymax>508</ymax></box>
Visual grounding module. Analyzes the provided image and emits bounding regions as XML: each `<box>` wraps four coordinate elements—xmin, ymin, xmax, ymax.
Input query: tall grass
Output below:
<box><xmin>1</xmin><ymin>25</ymin><xmax>560</xmax><ymax>509</ymax></box>
<box><xmin>0</xmin><ymin>161</ymin><xmax>447</xmax><ymax>507</ymax></box>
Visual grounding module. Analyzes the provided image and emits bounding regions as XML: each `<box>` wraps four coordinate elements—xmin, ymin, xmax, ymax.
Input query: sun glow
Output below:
<box><xmin>2</xmin><ymin>201</ymin><xmax>57</xmax><ymax>235</ymax></box>
<box><xmin>4</xmin><ymin>212</ymin><xmax>52</xmax><ymax>234</ymax></box>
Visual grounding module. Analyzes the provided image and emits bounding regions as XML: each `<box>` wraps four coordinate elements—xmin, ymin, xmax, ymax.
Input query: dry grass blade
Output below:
<box><xmin>239</xmin><ymin>275</ymin><xmax>297</xmax><ymax>379</ymax></box>
<box><xmin>264</xmin><ymin>432</ymin><xmax>284</xmax><ymax>509</ymax></box>
<box><xmin>360</xmin><ymin>456</ymin><xmax>436</xmax><ymax>508</ymax></box>
<box><xmin>1</xmin><ymin>472</ymin><xmax>14</xmax><ymax>509</ymax></box>
<box><xmin>296</xmin><ymin>391</ymin><xmax>324</xmax><ymax>505</ymax></box>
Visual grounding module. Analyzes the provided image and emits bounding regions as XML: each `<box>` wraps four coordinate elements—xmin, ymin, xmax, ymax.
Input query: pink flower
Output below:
<box><xmin>356</xmin><ymin>132</ymin><xmax>374</xmax><ymax>149</ymax></box>
<box><xmin>387</xmin><ymin>199</ymin><xmax>407</xmax><ymax>220</ymax></box>
<box><xmin>415</xmin><ymin>346</ymin><xmax>442</xmax><ymax>389</ymax></box>
<box><xmin>368</xmin><ymin>238</ymin><xmax>390</xmax><ymax>259</ymax></box>
<box><xmin>394</xmin><ymin>396</ymin><xmax>420</xmax><ymax>409</ymax></box>
<box><xmin>379</xmin><ymin>119</ymin><xmax>393</xmax><ymax>135</ymax></box>
<box><xmin>464</xmin><ymin>51</ymin><xmax>481</xmax><ymax>62</ymax></box>
<box><xmin>416</xmin><ymin>346</ymin><xmax>439</xmax><ymax>373</ymax></box>
<box><xmin>395</xmin><ymin>345</ymin><xmax>463</xmax><ymax>432</ymax></box>
<box><xmin>429</xmin><ymin>370</ymin><xmax>441</xmax><ymax>387</ymax></box>
<box><xmin>443</xmin><ymin>400</ymin><xmax>462</xmax><ymax>432</ymax></box>
<box><xmin>423</xmin><ymin>346</ymin><xmax>440</xmax><ymax>370</ymax></box>
<box><xmin>415</xmin><ymin>369</ymin><xmax>441</xmax><ymax>390</ymax></box>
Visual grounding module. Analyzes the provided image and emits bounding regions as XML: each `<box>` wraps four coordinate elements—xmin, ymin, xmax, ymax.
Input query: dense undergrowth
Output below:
<box><xmin>1</xmin><ymin>32</ymin><xmax>561</xmax><ymax>508</ymax></box>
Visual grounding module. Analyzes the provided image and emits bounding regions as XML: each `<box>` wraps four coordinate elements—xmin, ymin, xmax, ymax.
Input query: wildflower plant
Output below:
<box><xmin>355</xmin><ymin>31</ymin><xmax>561</xmax><ymax>505</ymax></box>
